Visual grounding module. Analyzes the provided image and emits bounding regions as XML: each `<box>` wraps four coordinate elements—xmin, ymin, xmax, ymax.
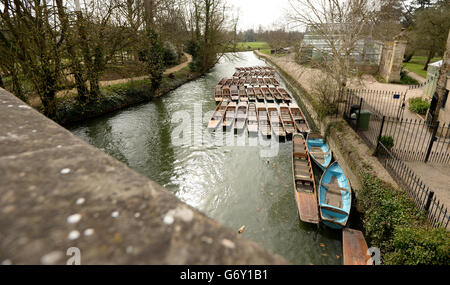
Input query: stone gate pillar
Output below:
<box><xmin>379</xmin><ymin>31</ymin><xmax>408</xmax><ymax>83</ymax></box>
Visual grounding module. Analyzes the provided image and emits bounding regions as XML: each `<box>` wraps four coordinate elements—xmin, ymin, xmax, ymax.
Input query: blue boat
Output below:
<box><xmin>318</xmin><ymin>162</ymin><xmax>352</xmax><ymax>229</ymax></box>
<box><xmin>306</xmin><ymin>133</ymin><xmax>332</xmax><ymax>170</ymax></box>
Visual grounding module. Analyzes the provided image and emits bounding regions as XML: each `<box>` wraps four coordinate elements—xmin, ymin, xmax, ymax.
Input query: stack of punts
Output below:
<box><xmin>289</xmin><ymin>103</ymin><xmax>310</xmax><ymax>134</ymax></box>
<box><xmin>267</xmin><ymin>103</ymin><xmax>286</xmax><ymax>140</ymax></box>
<box><xmin>230</xmin><ymin>85</ymin><xmax>239</xmax><ymax>101</ymax></box>
<box><xmin>318</xmin><ymin>161</ymin><xmax>351</xmax><ymax>229</ymax></box>
<box><xmin>270</xmin><ymin>86</ymin><xmax>283</xmax><ymax>101</ymax></box>
<box><xmin>292</xmin><ymin>133</ymin><xmax>319</xmax><ymax>224</ymax></box>
<box><xmin>208</xmin><ymin>101</ymin><xmax>228</xmax><ymax>129</ymax></box>
<box><xmin>239</xmin><ymin>86</ymin><xmax>248</xmax><ymax>102</ymax></box>
<box><xmin>234</xmin><ymin>102</ymin><xmax>248</xmax><ymax>133</ymax></box>
<box><xmin>306</xmin><ymin>132</ymin><xmax>332</xmax><ymax>170</ymax></box>
<box><xmin>222</xmin><ymin>102</ymin><xmax>237</xmax><ymax>130</ymax></box>
<box><xmin>279</xmin><ymin>103</ymin><xmax>295</xmax><ymax>138</ymax></box>
<box><xmin>247</xmin><ymin>102</ymin><xmax>258</xmax><ymax>134</ymax></box>
<box><xmin>262</xmin><ymin>87</ymin><xmax>274</xmax><ymax>102</ymax></box>
<box><xmin>222</xmin><ymin>86</ymin><xmax>231</xmax><ymax>101</ymax></box>
<box><xmin>255</xmin><ymin>87</ymin><xmax>265</xmax><ymax>102</ymax></box>
<box><xmin>215</xmin><ymin>86</ymin><xmax>223</xmax><ymax>103</ymax></box>
<box><xmin>247</xmin><ymin>87</ymin><xmax>256</xmax><ymax>102</ymax></box>
<box><xmin>257</xmin><ymin>102</ymin><xmax>271</xmax><ymax>138</ymax></box>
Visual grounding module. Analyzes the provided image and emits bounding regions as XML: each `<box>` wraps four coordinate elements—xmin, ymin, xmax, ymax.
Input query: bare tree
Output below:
<box><xmin>288</xmin><ymin>0</ymin><xmax>378</xmax><ymax>91</ymax></box>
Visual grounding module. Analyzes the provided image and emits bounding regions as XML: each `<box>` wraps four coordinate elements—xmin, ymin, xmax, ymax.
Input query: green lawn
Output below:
<box><xmin>403</xmin><ymin>55</ymin><xmax>442</xmax><ymax>78</ymax></box>
<box><xmin>229</xmin><ymin>41</ymin><xmax>271</xmax><ymax>52</ymax></box>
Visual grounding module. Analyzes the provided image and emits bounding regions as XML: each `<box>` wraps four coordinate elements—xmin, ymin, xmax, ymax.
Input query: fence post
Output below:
<box><xmin>355</xmin><ymin>97</ymin><xmax>363</xmax><ymax>131</ymax></box>
<box><xmin>424</xmin><ymin>191</ymin><xmax>435</xmax><ymax>213</ymax></box>
<box><xmin>425</xmin><ymin>122</ymin><xmax>439</xmax><ymax>163</ymax></box>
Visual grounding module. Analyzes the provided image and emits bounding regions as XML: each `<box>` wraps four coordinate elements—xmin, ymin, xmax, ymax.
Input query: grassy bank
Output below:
<box><xmin>227</xmin><ymin>41</ymin><xmax>271</xmax><ymax>55</ymax></box>
<box><xmin>56</xmin><ymin>66</ymin><xmax>201</xmax><ymax>126</ymax></box>
<box><xmin>255</xmin><ymin>50</ymin><xmax>450</xmax><ymax>265</ymax></box>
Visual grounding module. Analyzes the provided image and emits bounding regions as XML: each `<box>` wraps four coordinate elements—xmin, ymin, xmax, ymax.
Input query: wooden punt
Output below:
<box><xmin>257</xmin><ymin>77</ymin><xmax>265</xmax><ymax>85</ymax></box>
<box><xmin>222</xmin><ymin>101</ymin><xmax>237</xmax><ymax>130</ymax></box>
<box><xmin>318</xmin><ymin>161</ymin><xmax>351</xmax><ymax>229</ymax></box>
<box><xmin>222</xmin><ymin>85</ymin><xmax>231</xmax><ymax>101</ymax></box>
<box><xmin>261</xmin><ymin>86</ymin><xmax>274</xmax><ymax>102</ymax></box>
<box><xmin>239</xmin><ymin>78</ymin><xmax>246</xmax><ymax>85</ymax></box>
<box><xmin>232</xmin><ymin>78</ymin><xmax>239</xmax><ymax>85</ymax></box>
<box><xmin>234</xmin><ymin>101</ymin><xmax>248</xmax><ymax>133</ymax></box>
<box><xmin>257</xmin><ymin>102</ymin><xmax>271</xmax><ymax>138</ymax></box>
<box><xmin>233</xmin><ymin>72</ymin><xmax>240</xmax><ymax>77</ymax></box>
<box><xmin>218</xmin><ymin>78</ymin><xmax>227</xmax><ymax>86</ymax></box>
<box><xmin>267</xmin><ymin>103</ymin><xmax>286</xmax><ymax>140</ymax></box>
<box><xmin>251</xmin><ymin>77</ymin><xmax>258</xmax><ymax>85</ymax></box>
<box><xmin>292</xmin><ymin>133</ymin><xmax>319</xmax><ymax>224</ymax></box>
<box><xmin>306</xmin><ymin>132</ymin><xmax>332</xmax><ymax>171</ymax></box>
<box><xmin>289</xmin><ymin>103</ymin><xmax>310</xmax><ymax>134</ymax></box>
<box><xmin>215</xmin><ymin>85</ymin><xmax>223</xmax><ymax>103</ymax></box>
<box><xmin>271</xmin><ymin>78</ymin><xmax>280</xmax><ymax>86</ymax></box>
<box><xmin>230</xmin><ymin>85</ymin><xmax>239</xmax><ymax>101</ymax></box>
<box><xmin>342</xmin><ymin>228</ymin><xmax>373</xmax><ymax>265</ymax></box>
<box><xmin>279</xmin><ymin>103</ymin><xmax>295</xmax><ymax>138</ymax></box>
<box><xmin>239</xmin><ymin>86</ymin><xmax>248</xmax><ymax>102</ymax></box>
<box><xmin>270</xmin><ymin>86</ymin><xmax>283</xmax><ymax>101</ymax></box>
<box><xmin>245</xmin><ymin>77</ymin><xmax>252</xmax><ymax>84</ymax></box>
<box><xmin>277</xmin><ymin>87</ymin><xmax>291</xmax><ymax>102</ymax></box>
<box><xmin>254</xmin><ymin>87</ymin><xmax>265</xmax><ymax>102</ymax></box>
<box><xmin>208</xmin><ymin>101</ymin><xmax>228</xmax><ymax>129</ymax></box>
<box><xmin>247</xmin><ymin>87</ymin><xmax>256</xmax><ymax>102</ymax></box>
<box><xmin>247</xmin><ymin>102</ymin><xmax>258</xmax><ymax>134</ymax></box>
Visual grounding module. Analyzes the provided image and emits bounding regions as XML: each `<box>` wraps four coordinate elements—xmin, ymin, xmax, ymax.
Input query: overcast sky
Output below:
<box><xmin>227</xmin><ymin>0</ymin><xmax>293</xmax><ymax>31</ymax></box>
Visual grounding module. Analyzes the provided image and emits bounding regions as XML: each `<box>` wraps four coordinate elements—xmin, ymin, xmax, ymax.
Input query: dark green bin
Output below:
<box><xmin>357</xmin><ymin>110</ymin><xmax>371</xmax><ymax>131</ymax></box>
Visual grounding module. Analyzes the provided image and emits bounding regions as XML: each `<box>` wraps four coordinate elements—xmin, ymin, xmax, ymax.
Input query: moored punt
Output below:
<box><xmin>222</xmin><ymin>101</ymin><xmax>237</xmax><ymax>130</ymax></box>
<box><xmin>233</xmin><ymin>72</ymin><xmax>240</xmax><ymax>77</ymax></box>
<box><xmin>254</xmin><ymin>87</ymin><xmax>265</xmax><ymax>102</ymax></box>
<box><xmin>267</xmin><ymin>103</ymin><xmax>286</xmax><ymax>140</ymax></box>
<box><xmin>215</xmin><ymin>86</ymin><xmax>223</xmax><ymax>103</ymax></box>
<box><xmin>257</xmin><ymin>102</ymin><xmax>271</xmax><ymax>138</ymax></box>
<box><xmin>271</xmin><ymin>78</ymin><xmax>280</xmax><ymax>86</ymax></box>
<box><xmin>289</xmin><ymin>103</ymin><xmax>310</xmax><ymax>134</ymax></box>
<box><xmin>306</xmin><ymin>132</ymin><xmax>332</xmax><ymax>170</ymax></box>
<box><xmin>232</xmin><ymin>77</ymin><xmax>239</xmax><ymax>85</ymax></box>
<box><xmin>239</xmin><ymin>86</ymin><xmax>248</xmax><ymax>102</ymax></box>
<box><xmin>245</xmin><ymin>77</ymin><xmax>252</xmax><ymax>84</ymax></box>
<box><xmin>218</xmin><ymin>78</ymin><xmax>227</xmax><ymax>86</ymax></box>
<box><xmin>234</xmin><ymin>101</ymin><xmax>248</xmax><ymax>133</ymax></box>
<box><xmin>225</xmin><ymin>78</ymin><xmax>233</xmax><ymax>85</ymax></box>
<box><xmin>230</xmin><ymin>85</ymin><xmax>239</xmax><ymax>101</ymax></box>
<box><xmin>222</xmin><ymin>85</ymin><xmax>231</xmax><ymax>101</ymax></box>
<box><xmin>239</xmin><ymin>78</ymin><xmax>246</xmax><ymax>85</ymax></box>
<box><xmin>277</xmin><ymin>87</ymin><xmax>292</xmax><ymax>102</ymax></box>
<box><xmin>208</xmin><ymin>101</ymin><xmax>228</xmax><ymax>129</ymax></box>
<box><xmin>279</xmin><ymin>103</ymin><xmax>295</xmax><ymax>139</ymax></box>
<box><xmin>292</xmin><ymin>133</ymin><xmax>319</xmax><ymax>224</ymax></box>
<box><xmin>342</xmin><ymin>228</ymin><xmax>373</xmax><ymax>265</ymax></box>
<box><xmin>247</xmin><ymin>87</ymin><xmax>256</xmax><ymax>102</ymax></box>
<box><xmin>270</xmin><ymin>86</ymin><xmax>283</xmax><ymax>101</ymax></box>
<box><xmin>257</xmin><ymin>77</ymin><xmax>265</xmax><ymax>85</ymax></box>
<box><xmin>261</xmin><ymin>86</ymin><xmax>274</xmax><ymax>102</ymax></box>
<box><xmin>251</xmin><ymin>77</ymin><xmax>258</xmax><ymax>85</ymax></box>
<box><xmin>247</xmin><ymin>102</ymin><xmax>258</xmax><ymax>134</ymax></box>
<box><xmin>318</xmin><ymin>161</ymin><xmax>351</xmax><ymax>229</ymax></box>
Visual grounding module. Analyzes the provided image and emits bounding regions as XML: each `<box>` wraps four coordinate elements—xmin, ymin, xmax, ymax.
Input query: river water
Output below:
<box><xmin>69</xmin><ymin>52</ymin><xmax>342</xmax><ymax>265</ymax></box>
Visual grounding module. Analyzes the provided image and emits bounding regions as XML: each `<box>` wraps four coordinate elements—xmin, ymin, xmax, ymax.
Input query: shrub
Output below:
<box><xmin>384</xmin><ymin>227</ymin><xmax>450</xmax><ymax>265</ymax></box>
<box><xmin>379</xmin><ymin>135</ymin><xmax>394</xmax><ymax>149</ymax></box>
<box><xmin>409</xmin><ymin>97</ymin><xmax>430</xmax><ymax>115</ymax></box>
<box><xmin>163</xmin><ymin>41</ymin><xmax>179</xmax><ymax>66</ymax></box>
<box><xmin>399</xmin><ymin>70</ymin><xmax>419</xmax><ymax>85</ymax></box>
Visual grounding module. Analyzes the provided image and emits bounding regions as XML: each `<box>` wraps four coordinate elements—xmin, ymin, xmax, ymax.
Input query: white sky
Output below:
<box><xmin>227</xmin><ymin>0</ymin><xmax>293</xmax><ymax>31</ymax></box>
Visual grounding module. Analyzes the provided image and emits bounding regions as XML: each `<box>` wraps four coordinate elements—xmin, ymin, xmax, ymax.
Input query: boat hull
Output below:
<box><xmin>318</xmin><ymin>162</ymin><xmax>351</xmax><ymax>229</ymax></box>
<box><xmin>306</xmin><ymin>134</ymin><xmax>332</xmax><ymax>170</ymax></box>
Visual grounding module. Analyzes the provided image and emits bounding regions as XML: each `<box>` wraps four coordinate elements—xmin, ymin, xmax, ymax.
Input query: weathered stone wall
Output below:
<box><xmin>0</xmin><ymin>88</ymin><xmax>287</xmax><ymax>265</ymax></box>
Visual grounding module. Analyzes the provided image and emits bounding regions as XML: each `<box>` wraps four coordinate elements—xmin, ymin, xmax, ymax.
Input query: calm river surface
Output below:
<box><xmin>69</xmin><ymin>51</ymin><xmax>342</xmax><ymax>264</ymax></box>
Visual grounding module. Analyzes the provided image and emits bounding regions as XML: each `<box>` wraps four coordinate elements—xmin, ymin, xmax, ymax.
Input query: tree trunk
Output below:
<box><xmin>0</xmin><ymin>72</ymin><xmax>4</xmax><ymax>89</ymax></box>
<box><xmin>423</xmin><ymin>49</ymin><xmax>434</xmax><ymax>71</ymax></box>
<box><xmin>430</xmin><ymin>31</ymin><xmax>450</xmax><ymax>125</ymax></box>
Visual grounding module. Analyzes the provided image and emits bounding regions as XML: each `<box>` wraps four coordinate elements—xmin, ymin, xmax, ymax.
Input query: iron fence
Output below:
<box><xmin>376</xmin><ymin>143</ymin><xmax>449</xmax><ymax>229</ymax></box>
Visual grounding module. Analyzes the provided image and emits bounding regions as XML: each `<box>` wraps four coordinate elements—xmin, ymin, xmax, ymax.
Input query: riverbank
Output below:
<box><xmin>55</xmin><ymin>66</ymin><xmax>202</xmax><ymax>126</ymax></box>
<box><xmin>255</xmin><ymin>50</ymin><xmax>450</xmax><ymax>265</ymax></box>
